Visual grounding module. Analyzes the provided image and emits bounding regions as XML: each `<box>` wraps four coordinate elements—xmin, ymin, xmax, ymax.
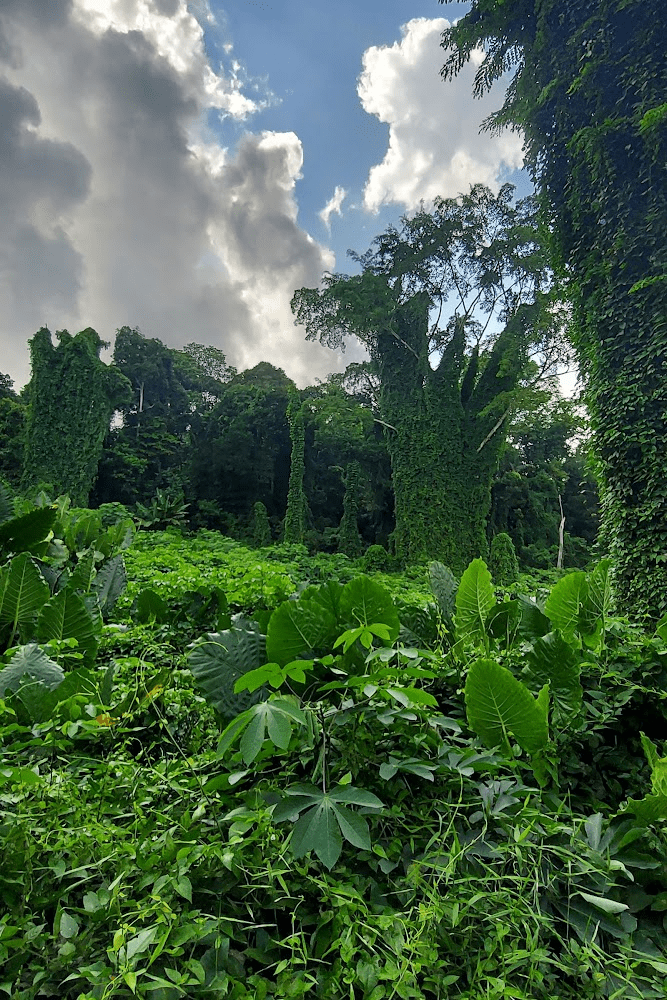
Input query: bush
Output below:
<box><xmin>489</xmin><ymin>532</ymin><xmax>520</xmax><ymax>585</ymax></box>
<box><xmin>252</xmin><ymin>501</ymin><xmax>272</xmax><ymax>547</ymax></box>
<box><xmin>361</xmin><ymin>543</ymin><xmax>391</xmax><ymax>573</ymax></box>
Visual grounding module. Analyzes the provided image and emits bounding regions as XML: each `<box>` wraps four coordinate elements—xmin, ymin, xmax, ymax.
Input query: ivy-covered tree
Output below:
<box><xmin>440</xmin><ymin>0</ymin><xmax>667</xmax><ymax>614</ymax></box>
<box><xmin>292</xmin><ymin>185</ymin><xmax>561</xmax><ymax>571</ymax></box>
<box><xmin>337</xmin><ymin>461</ymin><xmax>364</xmax><ymax>558</ymax></box>
<box><xmin>283</xmin><ymin>392</ymin><xmax>308</xmax><ymax>545</ymax></box>
<box><xmin>0</xmin><ymin>373</ymin><xmax>25</xmax><ymax>488</ymax></box>
<box><xmin>21</xmin><ymin>328</ymin><xmax>131</xmax><ymax>505</ymax></box>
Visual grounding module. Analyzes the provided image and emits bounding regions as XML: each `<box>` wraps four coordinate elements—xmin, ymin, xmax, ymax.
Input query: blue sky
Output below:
<box><xmin>0</xmin><ymin>0</ymin><xmax>529</xmax><ymax>388</ymax></box>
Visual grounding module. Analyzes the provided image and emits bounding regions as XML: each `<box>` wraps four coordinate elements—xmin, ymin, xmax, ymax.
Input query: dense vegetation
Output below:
<box><xmin>1</xmin><ymin>501</ymin><xmax>667</xmax><ymax>999</ymax></box>
<box><xmin>1</xmin><ymin>0</ymin><xmax>665</xmax><ymax>993</ymax></box>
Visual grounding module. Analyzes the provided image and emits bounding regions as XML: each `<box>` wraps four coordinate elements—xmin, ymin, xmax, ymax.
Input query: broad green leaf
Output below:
<box><xmin>455</xmin><ymin>559</ymin><xmax>495</xmax><ymax>644</ymax></box>
<box><xmin>220</xmin><ymin>697</ymin><xmax>306</xmax><ymax>763</ymax></box>
<box><xmin>239</xmin><ymin>713</ymin><xmax>265</xmax><ymax>763</ymax></box>
<box><xmin>581</xmin><ymin>559</ymin><xmax>614</xmax><ymax>634</ymax></box>
<box><xmin>266</xmin><ymin>703</ymin><xmax>292</xmax><ymax>749</ymax></box>
<box><xmin>36</xmin><ymin>590</ymin><xmax>100</xmax><ymax>665</ymax></box>
<box><xmin>188</xmin><ymin>626</ymin><xmax>266</xmax><ymax>719</ymax></box>
<box><xmin>465</xmin><ymin>657</ymin><xmax>549</xmax><ymax>755</ymax></box>
<box><xmin>291</xmin><ymin>801</ymin><xmax>342</xmax><ymax>869</ymax></box>
<box><xmin>135</xmin><ymin>588</ymin><xmax>170</xmax><ymax>624</ymax></box>
<box><xmin>428</xmin><ymin>562</ymin><xmax>458</xmax><ymax>628</ymax></box>
<box><xmin>339</xmin><ymin>576</ymin><xmax>400</xmax><ymax>640</ymax></box>
<box><xmin>16</xmin><ymin>667</ymin><xmax>99</xmax><ymax>723</ymax></box>
<box><xmin>67</xmin><ymin>549</ymin><xmax>96</xmax><ymax>594</ymax></box>
<box><xmin>524</xmin><ymin>630</ymin><xmax>582</xmax><ymax>718</ymax></box>
<box><xmin>577</xmin><ymin>892</ymin><xmax>629</xmax><ymax>915</ymax></box>
<box><xmin>0</xmin><ymin>507</ymin><xmax>57</xmax><ymax>558</ymax></box>
<box><xmin>92</xmin><ymin>555</ymin><xmax>127</xmax><ymax>614</ymax></box>
<box><xmin>0</xmin><ymin>644</ymin><xmax>64</xmax><ymax>697</ymax></box>
<box><xmin>0</xmin><ymin>553</ymin><xmax>50</xmax><ymax>632</ymax></box>
<box><xmin>299</xmin><ymin>581</ymin><xmax>344</xmax><ymax>623</ymax></box>
<box><xmin>266</xmin><ymin>599</ymin><xmax>336</xmax><ymax>665</ymax></box>
<box><xmin>331</xmin><ymin>803</ymin><xmax>371</xmax><ymax>851</ymax></box>
<box><xmin>640</xmin><ymin>733</ymin><xmax>667</xmax><ymax>796</ymax></box>
<box><xmin>657</xmin><ymin>613</ymin><xmax>667</xmax><ymax>644</ymax></box>
<box><xmin>486</xmin><ymin>601</ymin><xmax>520</xmax><ymax>642</ymax></box>
<box><xmin>516</xmin><ymin>595</ymin><xmax>551</xmax><ymax>641</ymax></box>
<box><xmin>544</xmin><ymin>571</ymin><xmax>588</xmax><ymax>635</ymax></box>
<box><xmin>329</xmin><ymin>786</ymin><xmax>384</xmax><ymax>808</ymax></box>
<box><xmin>621</xmin><ymin>794</ymin><xmax>667</xmax><ymax>825</ymax></box>
<box><xmin>58</xmin><ymin>912</ymin><xmax>79</xmax><ymax>939</ymax></box>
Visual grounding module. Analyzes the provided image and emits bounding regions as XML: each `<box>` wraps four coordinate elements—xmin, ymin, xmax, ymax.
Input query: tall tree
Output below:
<box><xmin>283</xmin><ymin>392</ymin><xmax>308</xmax><ymax>545</ymax></box>
<box><xmin>0</xmin><ymin>373</ymin><xmax>25</xmax><ymax>488</ymax></box>
<box><xmin>292</xmin><ymin>185</ymin><xmax>560</xmax><ymax>571</ymax></box>
<box><xmin>21</xmin><ymin>328</ymin><xmax>131</xmax><ymax>505</ymax></box>
<box><xmin>440</xmin><ymin>0</ymin><xmax>667</xmax><ymax>615</ymax></box>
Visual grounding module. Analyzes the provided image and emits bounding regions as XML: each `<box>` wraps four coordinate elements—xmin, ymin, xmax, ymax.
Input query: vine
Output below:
<box><xmin>21</xmin><ymin>328</ymin><xmax>131</xmax><ymax>506</ymax></box>
<box><xmin>283</xmin><ymin>393</ymin><xmax>308</xmax><ymax>545</ymax></box>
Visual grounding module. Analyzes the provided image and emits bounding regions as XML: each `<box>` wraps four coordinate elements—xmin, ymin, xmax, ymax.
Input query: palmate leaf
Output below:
<box><xmin>273</xmin><ymin>783</ymin><xmax>384</xmax><ymax>869</ymax></box>
<box><xmin>524</xmin><ymin>630</ymin><xmax>582</xmax><ymax>719</ymax></box>
<box><xmin>465</xmin><ymin>657</ymin><xmax>549</xmax><ymax>755</ymax></box>
<box><xmin>455</xmin><ymin>558</ymin><xmax>495</xmax><ymax>644</ymax></box>
<box><xmin>0</xmin><ymin>552</ymin><xmax>50</xmax><ymax>634</ymax></box>
<box><xmin>217</xmin><ymin>696</ymin><xmax>306</xmax><ymax>764</ymax></box>
<box><xmin>339</xmin><ymin>576</ymin><xmax>400</xmax><ymax>640</ymax></box>
<box><xmin>36</xmin><ymin>589</ymin><xmax>100</xmax><ymax>665</ymax></box>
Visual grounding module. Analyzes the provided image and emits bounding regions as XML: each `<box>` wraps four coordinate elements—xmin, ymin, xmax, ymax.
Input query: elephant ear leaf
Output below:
<box><xmin>339</xmin><ymin>576</ymin><xmax>399</xmax><ymax>640</ymax></box>
<box><xmin>524</xmin><ymin>631</ymin><xmax>582</xmax><ymax>720</ymax></box>
<box><xmin>0</xmin><ymin>553</ymin><xmax>50</xmax><ymax>634</ymax></box>
<box><xmin>36</xmin><ymin>590</ymin><xmax>100</xmax><ymax>666</ymax></box>
<box><xmin>465</xmin><ymin>657</ymin><xmax>549</xmax><ymax>755</ymax></box>
<box><xmin>0</xmin><ymin>643</ymin><xmax>65</xmax><ymax>697</ymax></box>
<box><xmin>188</xmin><ymin>625</ymin><xmax>267</xmax><ymax>719</ymax></box>
<box><xmin>266</xmin><ymin>599</ymin><xmax>337</xmax><ymax>665</ymax></box>
<box><xmin>544</xmin><ymin>572</ymin><xmax>588</xmax><ymax>636</ymax></box>
<box><xmin>456</xmin><ymin>559</ymin><xmax>495</xmax><ymax>644</ymax></box>
<box><xmin>428</xmin><ymin>561</ymin><xmax>458</xmax><ymax>629</ymax></box>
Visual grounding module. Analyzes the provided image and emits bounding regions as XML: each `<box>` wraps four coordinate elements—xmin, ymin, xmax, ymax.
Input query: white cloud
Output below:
<box><xmin>0</xmin><ymin>0</ymin><xmax>342</xmax><ymax>388</ymax></box>
<box><xmin>319</xmin><ymin>186</ymin><xmax>347</xmax><ymax>232</ymax></box>
<box><xmin>359</xmin><ymin>18</ymin><xmax>524</xmax><ymax>212</ymax></box>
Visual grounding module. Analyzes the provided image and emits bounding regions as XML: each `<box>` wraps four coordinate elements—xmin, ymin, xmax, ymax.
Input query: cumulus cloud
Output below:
<box><xmin>359</xmin><ymin>18</ymin><xmax>524</xmax><ymax>212</ymax></box>
<box><xmin>318</xmin><ymin>186</ymin><xmax>347</xmax><ymax>232</ymax></box>
<box><xmin>0</xmin><ymin>0</ymin><xmax>340</xmax><ymax>388</ymax></box>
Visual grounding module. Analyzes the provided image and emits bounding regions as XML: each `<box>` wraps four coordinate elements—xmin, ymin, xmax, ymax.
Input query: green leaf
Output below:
<box><xmin>455</xmin><ymin>559</ymin><xmax>495</xmax><ymax>644</ymax></box>
<box><xmin>0</xmin><ymin>507</ymin><xmax>57</xmax><ymax>558</ymax></box>
<box><xmin>266</xmin><ymin>599</ymin><xmax>336</xmax><ymax>665</ymax></box>
<box><xmin>577</xmin><ymin>892</ymin><xmax>629</xmax><ymax>915</ymax></box>
<box><xmin>339</xmin><ymin>576</ymin><xmax>400</xmax><ymax>640</ymax></box>
<box><xmin>67</xmin><ymin>549</ymin><xmax>96</xmax><ymax>594</ymax></box>
<box><xmin>0</xmin><ymin>553</ymin><xmax>50</xmax><ymax>633</ymax></box>
<box><xmin>516</xmin><ymin>595</ymin><xmax>551</xmax><ymax>641</ymax></box>
<box><xmin>17</xmin><ymin>666</ymin><xmax>99</xmax><ymax>723</ymax></box>
<box><xmin>544</xmin><ymin>571</ymin><xmax>588</xmax><ymax>635</ymax></box>
<box><xmin>58</xmin><ymin>912</ymin><xmax>79</xmax><ymax>939</ymax></box>
<box><xmin>331</xmin><ymin>803</ymin><xmax>371</xmax><ymax>851</ymax></box>
<box><xmin>92</xmin><ymin>555</ymin><xmax>127</xmax><ymax>614</ymax></box>
<box><xmin>524</xmin><ymin>630</ymin><xmax>582</xmax><ymax>718</ymax></box>
<box><xmin>188</xmin><ymin>626</ymin><xmax>266</xmax><ymax>719</ymax></box>
<box><xmin>465</xmin><ymin>657</ymin><xmax>549</xmax><ymax>755</ymax></box>
<box><xmin>135</xmin><ymin>588</ymin><xmax>170</xmax><ymax>624</ymax></box>
<box><xmin>240</xmin><ymin>713</ymin><xmax>265</xmax><ymax>764</ymax></box>
<box><xmin>291</xmin><ymin>801</ymin><xmax>342</xmax><ymax>869</ymax></box>
<box><xmin>36</xmin><ymin>589</ymin><xmax>100</xmax><ymax>665</ymax></box>
<box><xmin>582</xmin><ymin>559</ymin><xmax>613</xmax><ymax>634</ymax></box>
<box><xmin>329</xmin><ymin>785</ymin><xmax>384</xmax><ymax>808</ymax></box>
<box><xmin>0</xmin><ymin>643</ymin><xmax>64</xmax><ymax>696</ymax></box>
<box><xmin>428</xmin><ymin>561</ymin><xmax>458</xmax><ymax>628</ymax></box>
<box><xmin>621</xmin><ymin>794</ymin><xmax>667</xmax><ymax>825</ymax></box>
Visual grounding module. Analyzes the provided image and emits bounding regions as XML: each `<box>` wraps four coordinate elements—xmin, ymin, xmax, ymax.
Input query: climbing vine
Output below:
<box><xmin>21</xmin><ymin>327</ymin><xmax>131</xmax><ymax>505</ymax></box>
<box><xmin>283</xmin><ymin>392</ymin><xmax>308</xmax><ymax>544</ymax></box>
<box><xmin>292</xmin><ymin>186</ymin><xmax>560</xmax><ymax>572</ymax></box>
<box><xmin>440</xmin><ymin>0</ymin><xmax>667</xmax><ymax>617</ymax></box>
<box><xmin>338</xmin><ymin>461</ymin><xmax>364</xmax><ymax>558</ymax></box>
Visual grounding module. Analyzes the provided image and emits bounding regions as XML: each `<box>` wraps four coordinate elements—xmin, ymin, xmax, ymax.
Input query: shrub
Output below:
<box><xmin>489</xmin><ymin>532</ymin><xmax>519</xmax><ymax>585</ymax></box>
<box><xmin>252</xmin><ymin>501</ymin><xmax>272</xmax><ymax>547</ymax></box>
<box><xmin>361</xmin><ymin>543</ymin><xmax>391</xmax><ymax>573</ymax></box>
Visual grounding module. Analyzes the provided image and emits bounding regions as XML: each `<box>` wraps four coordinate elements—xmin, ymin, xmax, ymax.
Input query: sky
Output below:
<box><xmin>0</xmin><ymin>0</ymin><xmax>528</xmax><ymax>390</ymax></box>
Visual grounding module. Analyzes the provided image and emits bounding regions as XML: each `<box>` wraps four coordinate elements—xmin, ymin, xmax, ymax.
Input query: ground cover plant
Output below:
<box><xmin>2</xmin><ymin>508</ymin><xmax>667</xmax><ymax>999</ymax></box>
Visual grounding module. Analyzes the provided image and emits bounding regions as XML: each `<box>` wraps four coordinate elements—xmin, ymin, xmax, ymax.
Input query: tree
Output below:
<box><xmin>0</xmin><ymin>373</ymin><xmax>25</xmax><ymax>488</ymax></box>
<box><xmin>337</xmin><ymin>461</ymin><xmax>364</xmax><ymax>558</ymax></box>
<box><xmin>21</xmin><ymin>328</ymin><xmax>131</xmax><ymax>505</ymax></box>
<box><xmin>283</xmin><ymin>392</ymin><xmax>308</xmax><ymax>545</ymax></box>
<box><xmin>292</xmin><ymin>185</ymin><xmax>560</xmax><ymax>572</ymax></box>
<box><xmin>440</xmin><ymin>0</ymin><xmax>667</xmax><ymax>615</ymax></box>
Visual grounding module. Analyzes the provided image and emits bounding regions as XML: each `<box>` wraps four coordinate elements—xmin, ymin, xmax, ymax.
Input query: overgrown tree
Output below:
<box><xmin>0</xmin><ymin>373</ymin><xmax>25</xmax><ymax>488</ymax></box>
<box><xmin>292</xmin><ymin>185</ymin><xmax>562</xmax><ymax>571</ymax></box>
<box><xmin>440</xmin><ymin>0</ymin><xmax>667</xmax><ymax>615</ymax></box>
<box><xmin>284</xmin><ymin>392</ymin><xmax>308</xmax><ymax>545</ymax></box>
<box><xmin>337</xmin><ymin>461</ymin><xmax>364</xmax><ymax>558</ymax></box>
<box><xmin>21</xmin><ymin>328</ymin><xmax>131</xmax><ymax>505</ymax></box>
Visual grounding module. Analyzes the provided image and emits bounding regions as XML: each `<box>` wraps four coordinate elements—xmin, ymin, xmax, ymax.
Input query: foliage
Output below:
<box><xmin>337</xmin><ymin>460</ymin><xmax>364</xmax><ymax>558</ymax></box>
<box><xmin>293</xmin><ymin>185</ymin><xmax>565</xmax><ymax>572</ymax></box>
<box><xmin>283</xmin><ymin>392</ymin><xmax>308</xmax><ymax>545</ymax></box>
<box><xmin>489</xmin><ymin>531</ymin><xmax>520</xmax><ymax>585</ymax></box>
<box><xmin>251</xmin><ymin>500</ymin><xmax>272</xmax><ymax>547</ymax></box>
<box><xmin>21</xmin><ymin>327</ymin><xmax>132</xmax><ymax>505</ymax></box>
<box><xmin>441</xmin><ymin>0</ymin><xmax>667</xmax><ymax>617</ymax></box>
<box><xmin>134</xmin><ymin>488</ymin><xmax>190</xmax><ymax>531</ymax></box>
